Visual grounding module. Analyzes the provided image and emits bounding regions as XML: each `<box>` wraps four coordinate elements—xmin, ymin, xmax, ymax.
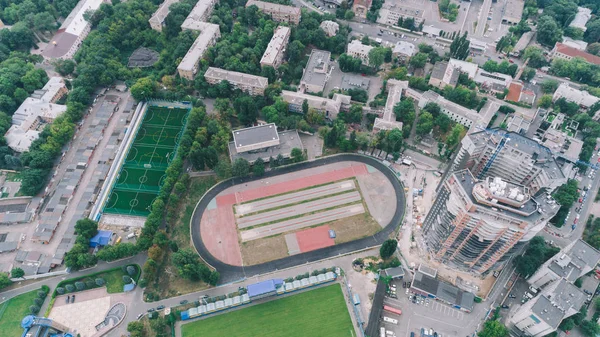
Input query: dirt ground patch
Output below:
<box><xmin>330</xmin><ymin>213</ymin><xmax>381</xmax><ymax>244</ymax></box>
<box><xmin>240</xmin><ymin>235</ymin><xmax>288</xmax><ymax>265</ymax></box>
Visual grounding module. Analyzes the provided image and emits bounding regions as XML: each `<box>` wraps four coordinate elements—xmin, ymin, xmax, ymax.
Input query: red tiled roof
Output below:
<box><xmin>506</xmin><ymin>82</ymin><xmax>523</xmax><ymax>102</ymax></box>
<box><xmin>554</xmin><ymin>43</ymin><xmax>600</xmax><ymax>65</ymax></box>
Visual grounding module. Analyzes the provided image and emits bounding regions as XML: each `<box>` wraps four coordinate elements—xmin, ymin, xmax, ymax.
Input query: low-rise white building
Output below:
<box><xmin>299</xmin><ymin>49</ymin><xmax>331</xmax><ymax>93</ymax></box>
<box><xmin>149</xmin><ymin>0</ymin><xmax>180</xmax><ymax>31</ymax></box>
<box><xmin>181</xmin><ymin>0</ymin><xmax>218</xmax><ymax>30</ymax></box>
<box><xmin>392</xmin><ymin>41</ymin><xmax>416</xmax><ymax>61</ymax></box>
<box><xmin>260</xmin><ymin>26</ymin><xmax>291</xmax><ymax>69</ymax></box>
<box><xmin>376</xmin><ymin>1</ymin><xmax>424</xmax><ymax>26</ymax></box>
<box><xmin>177</xmin><ymin>23</ymin><xmax>221</xmax><ymax>80</ymax></box>
<box><xmin>474</xmin><ymin>69</ymin><xmax>512</xmax><ymax>93</ymax></box>
<box><xmin>569</xmin><ymin>7</ymin><xmax>592</xmax><ymax>32</ymax></box>
<box><xmin>373</xmin><ymin>79</ymin><xmax>406</xmax><ymax>132</ymax></box>
<box><xmin>553</xmin><ymin>83</ymin><xmax>599</xmax><ymax>110</ymax></box>
<box><xmin>43</xmin><ymin>0</ymin><xmax>109</xmax><ymax>59</ymax></box>
<box><xmin>418</xmin><ymin>91</ymin><xmax>482</xmax><ymax>128</ymax></box>
<box><xmin>5</xmin><ymin>77</ymin><xmax>69</xmax><ymax>152</ymax></box>
<box><xmin>204</xmin><ymin>67</ymin><xmax>269</xmax><ymax>96</ymax></box>
<box><xmin>429</xmin><ymin>58</ymin><xmax>479</xmax><ymax>89</ymax></box>
<box><xmin>281</xmin><ymin>90</ymin><xmax>350</xmax><ymax>120</ymax></box>
<box><xmin>347</xmin><ymin>40</ymin><xmax>373</xmax><ymax>66</ymax></box>
<box><xmin>320</xmin><ymin>20</ymin><xmax>339</xmax><ymax>37</ymax></box>
<box><xmin>246</xmin><ymin>0</ymin><xmax>301</xmax><ymax>24</ymax></box>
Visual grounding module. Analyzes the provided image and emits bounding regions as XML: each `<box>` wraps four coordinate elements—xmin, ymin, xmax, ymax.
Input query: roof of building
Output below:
<box><xmin>506</xmin><ymin>82</ymin><xmax>523</xmax><ymax>102</ymax></box>
<box><xmin>149</xmin><ymin>0</ymin><xmax>179</xmax><ymax>25</ymax></box>
<box><xmin>90</xmin><ymin>230</ymin><xmax>113</xmax><ymax>247</ymax></box>
<box><xmin>553</xmin><ymin>83</ymin><xmax>600</xmax><ymax>108</ymax></box>
<box><xmin>474</xmin><ymin>69</ymin><xmax>512</xmax><ymax>91</ymax></box>
<box><xmin>421</xmin><ymin>91</ymin><xmax>480</xmax><ymax>123</ymax></box>
<box><xmin>393</xmin><ymin>41</ymin><xmax>416</xmax><ymax>57</ymax></box>
<box><xmin>232</xmin><ymin>123</ymin><xmax>280</xmax><ymax>153</ymax></box>
<box><xmin>569</xmin><ymin>7</ymin><xmax>592</xmax><ymax>31</ymax></box>
<box><xmin>348</xmin><ymin>40</ymin><xmax>373</xmax><ymax>56</ymax></box>
<box><xmin>128</xmin><ymin>47</ymin><xmax>160</xmax><ymax>68</ymax></box>
<box><xmin>229</xmin><ymin>129</ymin><xmax>303</xmax><ymax>163</ymax></box>
<box><xmin>300</xmin><ymin>49</ymin><xmax>331</xmax><ymax>89</ymax></box>
<box><xmin>43</xmin><ymin>0</ymin><xmax>105</xmax><ymax>59</ymax></box>
<box><xmin>319</xmin><ymin>20</ymin><xmax>339</xmax><ymax>36</ymax></box>
<box><xmin>260</xmin><ymin>26</ymin><xmax>290</xmax><ymax>65</ymax></box>
<box><xmin>553</xmin><ymin>42</ymin><xmax>600</xmax><ymax>65</ymax></box>
<box><xmin>548</xmin><ymin>239</ymin><xmax>600</xmax><ymax>282</ymax></box>
<box><xmin>178</xmin><ymin>23</ymin><xmax>220</xmax><ymax>73</ymax></box>
<box><xmin>562</xmin><ymin>37</ymin><xmax>588</xmax><ymax>51</ymax></box>
<box><xmin>502</xmin><ymin>0</ymin><xmax>524</xmax><ymax>22</ymax></box>
<box><xmin>513</xmin><ymin>31</ymin><xmax>535</xmax><ymax>53</ymax></box>
<box><xmin>247</xmin><ymin>279</ymin><xmax>284</xmax><ymax>297</ymax></box>
<box><xmin>246</xmin><ymin>0</ymin><xmax>301</xmax><ymax>15</ymax></box>
<box><xmin>181</xmin><ymin>0</ymin><xmax>216</xmax><ymax>30</ymax></box>
<box><xmin>340</xmin><ymin>74</ymin><xmax>370</xmax><ymax>91</ymax></box>
<box><xmin>281</xmin><ymin>90</ymin><xmax>347</xmax><ymax>114</ymax></box>
<box><xmin>30</xmin><ymin>77</ymin><xmax>66</xmax><ymax>102</ymax></box>
<box><xmin>541</xmin><ymin>128</ymin><xmax>583</xmax><ymax>162</ymax></box>
<box><xmin>204</xmin><ymin>67</ymin><xmax>268</xmax><ymax>89</ymax></box>
<box><xmin>448</xmin><ymin>59</ymin><xmax>479</xmax><ymax>79</ymax></box>
<box><xmin>430</xmin><ymin>61</ymin><xmax>448</xmax><ymax>81</ymax></box>
<box><xmin>411</xmin><ymin>270</ymin><xmax>475</xmax><ymax>311</ymax></box>
<box><xmin>532</xmin><ymin>279</ymin><xmax>586</xmax><ymax>328</ymax></box>
<box><xmin>422</xmin><ymin>25</ymin><xmax>441</xmax><ymax>36</ymax></box>
<box><xmin>379</xmin><ymin>1</ymin><xmax>424</xmax><ymax>19</ymax></box>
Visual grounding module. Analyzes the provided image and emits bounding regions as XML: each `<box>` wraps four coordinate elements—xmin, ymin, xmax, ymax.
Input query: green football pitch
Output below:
<box><xmin>104</xmin><ymin>105</ymin><xmax>189</xmax><ymax>216</ymax></box>
<box><xmin>181</xmin><ymin>284</ymin><xmax>355</xmax><ymax>337</ymax></box>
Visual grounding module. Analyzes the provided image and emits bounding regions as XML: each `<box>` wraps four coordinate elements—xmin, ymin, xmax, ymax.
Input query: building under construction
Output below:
<box><xmin>449</xmin><ymin>129</ymin><xmax>566</xmax><ymax>194</ymax></box>
<box><xmin>423</xmin><ymin>169</ymin><xmax>560</xmax><ymax>275</ymax></box>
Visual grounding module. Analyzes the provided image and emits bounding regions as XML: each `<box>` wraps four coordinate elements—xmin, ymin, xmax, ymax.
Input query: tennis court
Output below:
<box><xmin>104</xmin><ymin>105</ymin><xmax>189</xmax><ymax>216</ymax></box>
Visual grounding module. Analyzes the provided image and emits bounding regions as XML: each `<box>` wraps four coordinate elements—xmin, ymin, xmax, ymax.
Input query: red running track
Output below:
<box><xmin>296</xmin><ymin>225</ymin><xmax>335</xmax><ymax>253</ymax></box>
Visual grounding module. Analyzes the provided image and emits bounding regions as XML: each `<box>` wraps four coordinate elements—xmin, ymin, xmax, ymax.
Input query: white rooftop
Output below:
<box><xmin>319</xmin><ymin>20</ymin><xmax>339</xmax><ymax>36</ymax></box>
<box><xmin>63</xmin><ymin>0</ymin><xmax>105</xmax><ymax>36</ymax></box>
<box><xmin>562</xmin><ymin>37</ymin><xmax>588</xmax><ymax>51</ymax></box>
<box><xmin>181</xmin><ymin>0</ymin><xmax>217</xmax><ymax>30</ymax></box>
<box><xmin>177</xmin><ymin>23</ymin><xmax>220</xmax><ymax>72</ymax></box>
<box><xmin>569</xmin><ymin>7</ymin><xmax>592</xmax><ymax>31</ymax></box>
<box><xmin>553</xmin><ymin>83</ymin><xmax>599</xmax><ymax>108</ymax></box>
<box><xmin>348</xmin><ymin>40</ymin><xmax>373</xmax><ymax>55</ymax></box>
<box><xmin>260</xmin><ymin>26</ymin><xmax>290</xmax><ymax>65</ymax></box>
<box><xmin>204</xmin><ymin>67</ymin><xmax>269</xmax><ymax>89</ymax></box>
<box><xmin>30</xmin><ymin>77</ymin><xmax>66</xmax><ymax>103</ymax></box>
<box><xmin>448</xmin><ymin>58</ymin><xmax>479</xmax><ymax>78</ymax></box>
<box><xmin>6</xmin><ymin>98</ymin><xmax>67</xmax><ymax>152</ymax></box>
<box><xmin>149</xmin><ymin>0</ymin><xmax>180</xmax><ymax>26</ymax></box>
<box><xmin>393</xmin><ymin>41</ymin><xmax>416</xmax><ymax>57</ymax></box>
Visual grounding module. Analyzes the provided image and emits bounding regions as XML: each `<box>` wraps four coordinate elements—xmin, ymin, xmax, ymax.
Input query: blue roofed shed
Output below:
<box><xmin>247</xmin><ymin>279</ymin><xmax>283</xmax><ymax>299</ymax></box>
<box><xmin>89</xmin><ymin>230</ymin><xmax>113</xmax><ymax>248</ymax></box>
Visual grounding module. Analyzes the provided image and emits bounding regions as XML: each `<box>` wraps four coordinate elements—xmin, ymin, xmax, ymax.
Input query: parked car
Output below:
<box><xmin>66</xmin><ymin>295</ymin><xmax>70</xmax><ymax>303</ymax></box>
<box><xmin>157</xmin><ymin>305</ymin><xmax>165</xmax><ymax>310</ymax></box>
<box><xmin>147</xmin><ymin>308</ymin><xmax>156</xmax><ymax>312</ymax></box>
<box><xmin>180</xmin><ymin>300</ymin><xmax>189</xmax><ymax>305</ymax></box>
<box><xmin>71</xmin><ymin>295</ymin><xmax>76</xmax><ymax>303</ymax></box>
<box><xmin>501</xmin><ymin>305</ymin><xmax>510</xmax><ymax>309</ymax></box>
<box><xmin>137</xmin><ymin>313</ymin><xmax>144</xmax><ymax>320</ymax></box>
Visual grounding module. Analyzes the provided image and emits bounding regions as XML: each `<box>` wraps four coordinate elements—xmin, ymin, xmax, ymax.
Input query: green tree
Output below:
<box><xmin>587</xmin><ymin>43</ymin><xmax>600</xmax><ymax>56</ymax></box>
<box><xmin>380</xmin><ymin>239</ymin><xmax>397</xmax><ymax>259</ymax></box>
<box><xmin>302</xmin><ymin>99</ymin><xmax>309</xmax><ymax>115</ymax></box>
<box><xmin>0</xmin><ymin>273</ymin><xmax>11</xmax><ymax>290</ymax></box>
<box><xmin>10</xmin><ymin>267</ymin><xmax>24</xmax><ymax>278</ymax></box>
<box><xmin>253</xmin><ymin>157</ymin><xmax>265</xmax><ymax>176</ymax></box>
<box><xmin>74</xmin><ymin>218</ymin><xmax>98</xmax><ymax>242</ymax></box>
<box><xmin>521</xmin><ymin>67</ymin><xmax>536</xmax><ymax>82</ymax></box>
<box><xmin>580</xmin><ymin>320</ymin><xmax>600</xmax><ymax>337</ymax></box>
<box><xmin>53</xmin><ymin>59</ymin><xmax>76</xmax><ymax>76</ymax></box>
<box><xmin>537</xmin><ymin>16</ymin><xmax>563</xmax><ymax>47</ymax></box>
<box><xmin>416</xmin><ymin>111</ymin><xmax>433</xmax><ymax>135</ymax></box>
<box><xmin>291</xmin><ymin>147</ymin><xmax>304</xmax><ymax>163</ymax></box>
<box><xmin>344</xmin><ymin>10</ymin><xmax>355</xmax><ymax>20</ymax></box>
<box><xmin>130</xmin><ymin>77</ymin><xmax>156</xmax><ymax>101</ymax></box>
<box><xmin>560</xmin><ymin>318</ymin><xmax>575</xmax><ymax>331</ymax></box>
<box><xmin>368</xmin><ymin>47</ymin><xmax>386</xmax><ymax>69</ymax></box>
<box><xmin>539</xmin><ymin>95</ymin><xmax>553</xmax><ymax>108</ymax></box>
<box><xmin>478</xmin><ymin>320</ymin><xmax>509</xmax><ymax>337</ymax></box>
<box><xmin>449</xmin><ymin>32</ymin><xmax>470</xmax><ymax>60</ymax></box>
<box><xmin>409</xmin><ymin>52</ymin><xmax>428</xmax><ymax>69</ymax></box>
<box><xmin>215</xmin><ymin>159</ymin><xmax>232</xmax><ymax>179</ymax></box>
<box><xmin>232</xmin><ymin>158</ymin><xmax>250</xmax><ymax>177</ymax></box>
<box><xmin>234</xmin><ymin>96</ymin><xmax>258</xmax><ymax>125</ymax></box>
<box><xmin>541</xmin><ymin>79</ymin><xmax>559</xmax><ymax>94</ymax></box>
<box><xmin>523</xmin><ymin>46</ymin><xmax>546</xmax><ymax>68</ymax></box>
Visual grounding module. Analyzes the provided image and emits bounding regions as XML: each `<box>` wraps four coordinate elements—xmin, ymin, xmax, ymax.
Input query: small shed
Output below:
<box><xmin>89</xmin><ymin>230</ymin><xmax>114</xmax><ymax>248</ymax></box>
<box><xmin>383</xmin><ymin>267</ymin><xmax>406</xmax><ymax>279</ymax></box>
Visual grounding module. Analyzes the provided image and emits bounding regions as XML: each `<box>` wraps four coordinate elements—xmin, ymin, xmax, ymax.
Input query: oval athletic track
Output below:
<box><xmin>190</xmin><ymin>154</ymin><xmax>407</xmax><ymax>283</ymax></box>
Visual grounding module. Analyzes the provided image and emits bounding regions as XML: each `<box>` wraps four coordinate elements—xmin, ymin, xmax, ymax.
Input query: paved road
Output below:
<box><xmin>190</xmin><ymin>154</ymin><xmax>407</xmax><ymax>283</ymax></box>
<box><xmin>475</xmin><ymin>0</ymin><xmax>493</xmax><ymax>37</ymax></box>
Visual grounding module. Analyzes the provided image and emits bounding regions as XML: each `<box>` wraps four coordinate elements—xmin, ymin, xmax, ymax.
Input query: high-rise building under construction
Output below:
<box><xmin>422</xmin><ymin>130</ymin><xmax>565</xmax><ymax>275</ymax></box>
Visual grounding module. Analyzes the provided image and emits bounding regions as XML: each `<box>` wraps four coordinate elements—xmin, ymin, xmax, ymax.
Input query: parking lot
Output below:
<box><xmin>378</xmin><ymin>278</ymin><xmax>473</xmax><ymax>337</ymax></box>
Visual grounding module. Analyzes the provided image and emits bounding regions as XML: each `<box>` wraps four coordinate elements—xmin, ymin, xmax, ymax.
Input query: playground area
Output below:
<box><xmin>103</xmin><ymin>105</ymin><xmax>188</xmax><ymax>216</ymax></box>
<box><xmin>199</xmin><ymin>161</ymin><xmax>398</xmax><ymax>266</ymax></box>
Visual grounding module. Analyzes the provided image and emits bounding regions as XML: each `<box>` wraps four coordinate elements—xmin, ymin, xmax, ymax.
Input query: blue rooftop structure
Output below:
<box><xmin>21</xmin><ymin>315</ymin><xmax>72</xmax><ymax>337</ymax></box>
<box><xmin>89</xmin><ymin>230</ymin><xmax>113</xmax><ymax>248</ymax></box>
<box><xmin>123</xmin><ymin>283</ymin><xmax>135</xmax><ymax>292</ymax></box>
<box><xmin>247</xmin><ymin>279</ymin><xmax>283</xmax><ymax>299</ymax></box>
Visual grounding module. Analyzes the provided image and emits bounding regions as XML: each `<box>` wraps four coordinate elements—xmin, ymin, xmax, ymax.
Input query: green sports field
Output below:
<box><xmin>104</xmin><ymin>105</ymin><xmax>189</xmax><ymax>216</ymax></box>
<box><xmin>181</xmin><ymin>284</ymin><xmax>355</xmax><ymax>337</ymax></box>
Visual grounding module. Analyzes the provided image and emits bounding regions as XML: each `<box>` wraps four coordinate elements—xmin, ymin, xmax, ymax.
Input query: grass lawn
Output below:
<box><xmin>0</xmin><ymin>290</ymin><xmax>39</xmax><ymax>337</ymax></box>
<box><xmin>181</xmin><ymin>284</ymin><xmax>354</xmax><ymax>337</ymax></box>
<box><xmin>54</xmin><ymin>265</ymin><xmax>140</xmax><ymax>296</ymax></box>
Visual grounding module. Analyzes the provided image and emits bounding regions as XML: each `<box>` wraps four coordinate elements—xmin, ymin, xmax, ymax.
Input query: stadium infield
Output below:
<box><xmin>181</xmin><ymin>284</ymin><xmax>354</xmax><ymax>337</ymax></box>
<box><xmin>104</xmin><ymin>105</ymin><xmax>189</xmax><ymax>216</ymax></box>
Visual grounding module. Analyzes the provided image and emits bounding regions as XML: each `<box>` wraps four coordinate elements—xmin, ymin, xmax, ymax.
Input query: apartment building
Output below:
<box><xmin>246</xmin><ymin>0</ymin><xmax>301</xmax><ymax>24</ymax></box>
<box><xmin>417</xmin><ymin>91</ymin><xmax>484</xmax><ymax>129</ymax></box>
<box><xmin>299</xmin><ymin>49</ymin><xmax>331</xmax><ymax>93</ymax></box>
<box><xmin>428</xmin><ymin>59</ymin><xmax>479</xmax><ymax>89</ymax></box>
<box><xmin>553</xmin><ymin>83</ymin><xmax>599</xmax><ymax>110</ymax></box>
<box><xmin>551</xmin><ymin>42</ymin><xmax>600</xmax><ymax>66</ymax></box>
<box><xmin>392</xmin><ymin>41</ymin><xmax>416</xmax><ymax>62</ymax></box>
<box><xmin>501</xmin><ymin>0</ymin><xmax>524</xmax><ymax>25</ymax></box>
<box><xmin>181</xmin><ymin>0</ymin><xmax>218</xmax><ymax>31</ymax></box>
<box><xmin>377</xmin><ymin>1</ymin><xmax>424</xmax><ymax>26</ymax></box>
<box><xmin>448</xmin><ymin>130</ymin><xmax>567</xmax><ymax>194</ymax></box>
<box><xmin>510</xmin><ymin>279</ymin><xmax>586</xmax><ymax>337</ymax></box>
<box><xmin>43</xmin><ymin>0</ymin><xmax>108</xmax><ymax>59</ymax></box>
<box><xmin>177</xmin><ymin>23</ymin><xmax>221</xmax><ymax>80</ymax></box>
<box><xmin>204</xmin><ymin>67</ymin><xmax>269</xmax><ymax>95</ymax></box>
<box><xmin>422</xmin><ymin>169</ymin><xmax>559</xmax><ymax>274</ymax></box>
<box><xmin>347</xmin><ymin>40</ymin><xmax>373</xmax><ymax>66</ymax></box>
<box><xmin>351</xmin><ymin>0</ymin><xmax>371</xmax><ymax>19</ymax></box>
<box><xmin>373</xmin><ymin>79</ymin><xmax>406</xmax><ymax>132</ymax></box>
<box><xmin>260</xmin><ymin>26</ymin><xmax>291</xmax><ymax>69</ymax></box>
<box><xmin>569</xmin><ymin>7</ymin><xmax>592</xmax><ymax>32</ymax></box>
<box><xmin>281</xmin><ymin>90</ymin><xmax>350</xmax><ymax>120</ymax></box>
<box><xmin>474</xmin><ymin>69</ymin><xmax>512</xmax><ymax>93</ymax></box>
<box><xmin>149</xmin><ymin>0</ymin><xmax>180</xmax><ymax>31</ymax></box>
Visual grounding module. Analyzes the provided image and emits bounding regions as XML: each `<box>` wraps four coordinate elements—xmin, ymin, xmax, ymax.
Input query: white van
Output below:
<box><xmin>383</xmin><ymin>317</ymin><xmax>398</xmax><ymax>324</ymax></box>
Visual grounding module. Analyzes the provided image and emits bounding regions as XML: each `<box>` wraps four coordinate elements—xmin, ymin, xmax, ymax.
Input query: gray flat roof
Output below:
<box><xmin>548</xmin><ymin>239</ymin><xmax>600</xmax><ymax>282</ymax></box>
<box><xmin>233</xmin><ymin>123</ymin><xmax>280</xmax><ymax>150</ymax></box>
<box><xmin>229</xmin><ymin>129</ymin><xmax>303</xmax><ymax>163</ymax></box>
<box><xmin>301</xmin><ymin>49</ymin><xmax>331</xmax><ymax>88</ymax></box>
<box><xmin>532</xmin><ymin>280</ymin><xmax>586</xmax><ymax>328</ymax></box>
<box><xmin>341</xmin><ymin>74</ymin><xmax>370</xmax><ymax>91</ymax></box>
<box><xmin>431</xmin><ymin>61</ymin><xmax>448</xmax><ymax>81</ymax></box>
<box><xmin>411</xmin><ymin>271</ymin><xmax>475</xmax><ymax>311</ymax></box>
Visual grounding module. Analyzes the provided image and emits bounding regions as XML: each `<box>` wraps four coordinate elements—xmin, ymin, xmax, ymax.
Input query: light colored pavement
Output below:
<box><xmin>237</xmin><ymin>191</ymin><xmax>361</xmax><ymax>228</ymax></box>
<box><xmin>475</xmin><ymin>0</ymin><xmax>492</xmax><ymax>37</ymax></box>
<box><xmin>240</xmin><ymin>203</ymin><xmax>365</xmax><ymax>241</ymax></box>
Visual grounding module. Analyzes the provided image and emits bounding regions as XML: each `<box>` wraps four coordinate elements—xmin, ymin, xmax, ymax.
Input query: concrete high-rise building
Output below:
<box><xmin>422</xmin><ymin>169</ymin><xmax>559</xmax><ymax>274</ymax></box>
<box><xmin>449</xmin><ymin>130</ymin><xmax>566</xmax><ymax>194</ymax></box>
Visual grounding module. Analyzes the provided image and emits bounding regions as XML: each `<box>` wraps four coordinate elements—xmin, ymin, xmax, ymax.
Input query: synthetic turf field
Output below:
<box><xmin>104</xmin><ymin>105</ymin><xmax>189</xmax><ymax>216</ymax></box>
<box><xmin>181</xmin><ymin>284</ymin><xmax>355</xmax><ymax>337</ymax></box>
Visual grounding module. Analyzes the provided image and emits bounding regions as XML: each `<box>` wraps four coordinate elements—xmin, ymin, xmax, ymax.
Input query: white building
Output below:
<box><xmin>392</xmin><ymin>41</ymin><xmax>416</xmax><ymax>61</ymax></box>
<box><xmin>177</xmin><ymin>23</ymin><xmax>221</xmax><ymax>80</ymax></box>
<box><xmin>376</xmin><ymin>1</ymin><xmax>424</xmax><ymax>26</ymax></box>
<box><xmin>5</xmin><ymin>77</ymin><xmax>69</xmax><ymax>152</ymax></box>
<box><xmin>569</xmin><ymin>7</ymin><xmax>592</xmax><ymax>32</ymax></box>
<box><xmin>246</xmin><ymin>0</ymin><xmax>301</xmax><ymax>24</ymax></box>
<box><xmin>418</xmin><ymin>91</ymin><xmax>482</xmax><ymax>128</ymax></box>
<box><xmin>43</xmin><ymin>0</ymin><xmax>109</xmax><ymax>59</ymax></box>
<box><xmin>204</xmin><ymin>67</ymin><xmax>268</xmax><ymax>96</ymax></box>
<box><xmin>181</xmin><ymin>0</ymin><xmax>218</xmax><ymax>31</ymax></box>
<box><xmin>553</xmin><ymin>83</ymin><xmax>599</xmax><ymax>110</ymax></box>
<box><xmin>474</xmin><ymin>69</ymin><xmax>512</xmax><ymax>93</ymax></box>
<box><xmin>319</xmin><ymin>20</ymin><xmax>339</xmax><ymax>37</ymax></box>
<box><xmin>281</xmin><ymin>90</ymin><xmax>350</xmax><ymax>120</ymax></box>
<box><xmin>373</xmin><ymin>79</ymin><xmax>406</xmax><ymax>132</ymax></box>
<box><xmin>347</xmin><ymin>40</ymin><xmax>373</xmax><ymax>66</ymax></box>
<box><xmin>260</xmin><ymin>26</ymin><xmax>291</xmax><ymax>69</ymax></box>
<box><xmin>429</xmin><ymin>58</ymin><xmax>479</xmax><ymax>89</ymax></box>
<box><xmin>149</xmin><ymin>0</ymin><xmax>180</xmax><ymax>31</ymax></box>
<box><xmin>299</xmin><ymin>49</ymin><xmax>331</xmax><ymax>93</ymax></box>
